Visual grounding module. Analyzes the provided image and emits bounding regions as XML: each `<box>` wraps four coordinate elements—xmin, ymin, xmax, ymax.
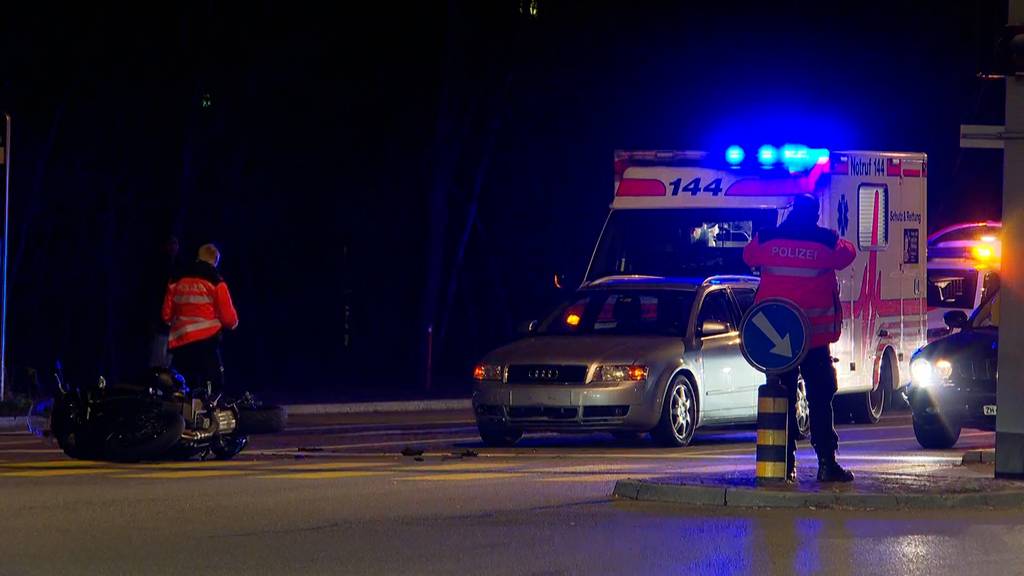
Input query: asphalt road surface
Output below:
<box><xmin>0</xmin><ymin>408</ymin><xmax>1019</xmax><ymax>575</ymax></box>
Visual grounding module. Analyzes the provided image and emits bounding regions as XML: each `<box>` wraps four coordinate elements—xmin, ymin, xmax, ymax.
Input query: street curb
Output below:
<box><xmin>613</xmin><ymin>479</ymin><xmax>1024</xmax><ymax>510</ymax></box>
<box><xmin>284</xmin><ymin>399</ymin><xmax>472</xmax><ymax>415</ymax></box>
<box><xmin>0</xmin><ymin>416</ymin><xmax>28</xmax><ymax>432</ymax></box>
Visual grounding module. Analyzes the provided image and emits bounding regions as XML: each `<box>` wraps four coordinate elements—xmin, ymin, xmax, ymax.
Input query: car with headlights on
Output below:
<box><xmin>471</xmin><ymin>275</ymin><xmax>811</xmax><ymax>447</ymax></box>
<box><xmin>905</xmin><ymin>284</ymin><xmax>999</xmax><ymax>448</ymax></box>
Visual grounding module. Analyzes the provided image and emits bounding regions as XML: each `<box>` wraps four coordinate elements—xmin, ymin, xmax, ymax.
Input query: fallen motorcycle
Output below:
<box><xmin>48</xmin><ymin>363</ymin><xmax>286</xmax><ymax>461</ymax></box>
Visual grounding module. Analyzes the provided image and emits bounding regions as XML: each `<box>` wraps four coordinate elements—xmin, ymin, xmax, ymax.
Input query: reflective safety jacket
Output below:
<box><xmin>161</xmin><ymin>261</ymin><xmax>239</xmax><ymax>349</ymax></box>
<box><xmin>743</xmin><ymin>223</ymin><xmax>856</xmax><ymax>349</ymax></box>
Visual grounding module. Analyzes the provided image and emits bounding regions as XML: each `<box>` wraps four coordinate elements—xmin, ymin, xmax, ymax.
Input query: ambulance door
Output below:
<box><xmin>827</xmin><ymin>175</ymin><xmax>863</xmax><ymax>392</ymax></box>
<box><xmin>897</xmin><ymin>160</ymin><xmax>927</xmax><ymax>382</ymax></box>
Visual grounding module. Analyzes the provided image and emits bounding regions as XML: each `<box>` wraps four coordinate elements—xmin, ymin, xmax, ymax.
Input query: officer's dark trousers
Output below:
<box><xmin>171</xmin><ymin>337</ymin><xmax>224</xmax><ymax>394</ymax></box>
<box><xmin>780</xmin><ymin>346</ymin><xmax>840</xmax><ymax>464</ymax></box>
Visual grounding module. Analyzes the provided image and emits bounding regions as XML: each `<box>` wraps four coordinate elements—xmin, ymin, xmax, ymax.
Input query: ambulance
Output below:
<box><xmin>925</xmin><ymin>221</ymin><xmax>1001</xmax><ymax>340</ymax></box>
<box><xmin>584</xmin><ymin>146</ymin><xmax>928</xmax><ymax>422</ymax></box>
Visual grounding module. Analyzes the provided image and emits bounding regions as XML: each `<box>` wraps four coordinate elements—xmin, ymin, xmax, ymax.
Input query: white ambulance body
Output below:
<box><xmin>584</xmin><ymin>148</ymin><xmax>928</xmax><ymax>420</ymax></box>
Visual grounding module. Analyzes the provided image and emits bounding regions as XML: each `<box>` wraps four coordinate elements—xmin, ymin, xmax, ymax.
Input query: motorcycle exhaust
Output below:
<box><xmin>180</xmin><ymin>409</ymin><xmax>237</xmax><ymax>443</ymax></box>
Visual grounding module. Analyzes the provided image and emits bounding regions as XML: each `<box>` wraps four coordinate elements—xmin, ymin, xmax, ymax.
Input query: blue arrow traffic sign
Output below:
<box><xmin>739</xmin><ymin>298</ymin><xmax>811</xmax><ymax>374</ymax></box>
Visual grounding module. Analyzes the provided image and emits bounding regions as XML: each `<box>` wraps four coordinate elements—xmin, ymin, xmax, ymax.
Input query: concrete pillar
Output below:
<box><xmin>996</xmin><ymin>0</ymin><xmax>1024</xmax><ymax>478</ymax></box>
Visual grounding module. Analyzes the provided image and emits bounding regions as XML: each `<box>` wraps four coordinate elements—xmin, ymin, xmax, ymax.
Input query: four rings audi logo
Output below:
<box><xmin>528</xmin><ymin>369</ymin><xmax>560</xmax><ymax>380</ymax></box>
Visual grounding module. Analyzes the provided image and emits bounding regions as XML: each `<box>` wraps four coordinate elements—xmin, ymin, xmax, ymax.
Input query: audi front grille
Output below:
<box><xmin>506</xmin><ymin>364</ymin><xmax>588</xmax><ymax>385</ymax></box>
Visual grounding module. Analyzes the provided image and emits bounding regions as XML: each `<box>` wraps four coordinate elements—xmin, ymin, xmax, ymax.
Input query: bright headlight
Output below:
<box><xmin>592</xmin><ymin>365</ymin><xmax>648</xmax><ymax>383</ymax></box>
<box><xmin>911</xmin><ymin>358</ymin><xmax>953</xmax><ymax>387</ymax></box>
<box><xmin>910</xmin><ymin>358</ymin><xmax>933</xmax><ymax>387</ymax></box>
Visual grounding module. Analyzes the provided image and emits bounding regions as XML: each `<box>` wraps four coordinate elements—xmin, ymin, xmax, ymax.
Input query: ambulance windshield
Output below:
<box><xmin>588</xmin><ymin>208</ymin><xmax>777</xmax><ymax>281</ymax></box>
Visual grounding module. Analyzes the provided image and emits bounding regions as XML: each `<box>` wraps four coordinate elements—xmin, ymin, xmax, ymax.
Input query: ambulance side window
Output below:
<box><xmin>857</xmin><ymin>184</ymin><xmax>889</xmax><ymax>250</ymax></box>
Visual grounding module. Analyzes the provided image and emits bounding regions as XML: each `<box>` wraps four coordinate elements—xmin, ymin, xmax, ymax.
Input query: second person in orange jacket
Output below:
<box><xmin>162</xmin><ymin>243</ymin><xmax>239</xmax><ymax>393</ymax></box>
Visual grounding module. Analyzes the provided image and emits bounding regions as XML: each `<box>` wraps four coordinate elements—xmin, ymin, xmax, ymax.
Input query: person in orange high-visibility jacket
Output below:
<box><xmin>743</xmin><ymin>194</ymin><xmax>856</xmax><ymax>484</ymax></box>
<box><xmin>162</xmin><ymin>243</ymin><xmax>239</xmax><ymax>393</ymax></box>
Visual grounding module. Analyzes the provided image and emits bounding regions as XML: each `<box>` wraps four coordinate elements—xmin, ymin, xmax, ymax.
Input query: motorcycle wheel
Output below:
<box><xmin>211</xmin><ymin>434</ymin><xmax>249</xmax><ymax>460</ymax></box>
<box><xmin>52</xmin><ymin>397</ymin><xmax>101</xmax><ymax>460</ymax></box>
<box><xmin>236</xmin><ymin>405</ymin><xmax>287</xmax><ymax>434</ymax></box>
<box><xmin>104</xmin><ymin>410</ymin><xmax>185</xmax><ymax>462</ymax></box>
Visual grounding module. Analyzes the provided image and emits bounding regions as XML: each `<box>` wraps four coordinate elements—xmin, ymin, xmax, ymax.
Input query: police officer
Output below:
<box><xmin>743</xmin><ymin>194</ymin><xmax>856</xmax><ymax>483</ymax></box>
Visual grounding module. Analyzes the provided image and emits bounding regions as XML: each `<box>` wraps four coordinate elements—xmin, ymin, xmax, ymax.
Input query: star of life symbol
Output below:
<box><xmin>838</xmin><ymin>194</ymin><xmax>850</xmax><ymax>237</ymax></box>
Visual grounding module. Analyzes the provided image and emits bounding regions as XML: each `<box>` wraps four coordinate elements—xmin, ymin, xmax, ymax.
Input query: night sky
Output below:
<box><xmin>0</xmin><ymin>1</ymin><xmax>1009</xmax><ymax>401</ymax></box>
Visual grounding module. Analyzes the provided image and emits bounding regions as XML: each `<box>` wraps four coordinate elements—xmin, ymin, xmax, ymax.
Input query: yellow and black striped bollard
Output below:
<box><xmin>755</xmin><ymin>377</ymin><xmax>789</xmax><ymax>484</ymax></box>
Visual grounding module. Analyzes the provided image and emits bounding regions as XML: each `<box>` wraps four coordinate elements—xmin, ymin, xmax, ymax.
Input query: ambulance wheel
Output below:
<box><xmin>795</xmin><ymin>378</ymin><xmax>811</xmax><ymax>441</ymax></box>
<box><xmin>652</xmin><ymin>376</ymin><xmax>698</xmax><ymax>447</ymax></box>
<box><xmin>850</xmin><ymin>375</ymin><xmax>887</xmax><ymax>424</ymax></box>
<box><xmin>851</xmin><ymin>352</ymin><xmax>892</xmax><ymax>424</ymax></box>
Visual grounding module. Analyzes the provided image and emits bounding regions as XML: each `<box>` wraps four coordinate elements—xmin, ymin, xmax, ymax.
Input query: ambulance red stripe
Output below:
<box><xmin>615</xmin><ymin>178</ymin><xmax>666</xmax><ymax>197</ymax></box>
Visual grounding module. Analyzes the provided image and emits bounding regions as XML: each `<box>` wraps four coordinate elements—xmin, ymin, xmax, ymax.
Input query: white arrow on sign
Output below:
<box><xmin>752</xmin><ymin>312</ymin><xmax>793</xmax><ymax>358</ymax></box>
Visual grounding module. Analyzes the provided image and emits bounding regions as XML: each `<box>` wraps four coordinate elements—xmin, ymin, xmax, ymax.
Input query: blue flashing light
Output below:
<box><xmin>779</xmin><ymin>144</ymin><xmax>830</xmax><ymax>171</ymax></box>
<box><xmin>757</xmin><ymin>145</ymin><xmax>778</xmax><ymax>165</ymax></box>
<box><xmin>725</xmin><ymin>145</ymin><xmax>745</xmax><ymax>165</ymax></box>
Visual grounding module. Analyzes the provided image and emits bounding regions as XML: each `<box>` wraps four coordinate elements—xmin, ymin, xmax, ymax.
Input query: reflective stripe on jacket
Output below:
<box><xmin>743</xmin><ymin>224</ymin><xmax>856</xmax><ymax>348</ymax></box>
<box><xmin>162</xmin><ymin>276</ymin><xmax>239</xmax><ymax>349</ymax></box>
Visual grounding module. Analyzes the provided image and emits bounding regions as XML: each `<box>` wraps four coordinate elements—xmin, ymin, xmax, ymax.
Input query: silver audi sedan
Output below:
<box><xmin>472</xmin><ymin>275</ymin><xmax>810</xmax><ymax>447</ymax></box>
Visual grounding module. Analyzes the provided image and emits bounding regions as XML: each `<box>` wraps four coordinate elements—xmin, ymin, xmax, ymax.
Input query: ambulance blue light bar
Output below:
<box><xmin>725</xmin><ymin>145</ymin><xmax>745</xmax><ymax>165</ymax></box>
<box><xmin>735</xmin><ymin>143</ymin><xmax>829</xmax><ymax>171</ymax></box>
<box><xmin>757</xmin><ymin>145</ymin><xmax>778</xmax><ymax>166</ymax></box>
<box><xmin>779</xmin><ymin>144</ymin><xmax>829</xmax><ymax>170</ymax></box>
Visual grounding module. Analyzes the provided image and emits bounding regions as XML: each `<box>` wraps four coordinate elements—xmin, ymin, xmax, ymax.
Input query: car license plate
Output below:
<box><xmin>984</xmin><ymin>405</ymin><xmax>997</xmax><ymax>416</ymax></box>
<box><xmin>511</xmin><ymin>389</ymin><xmax>571</xmax><ymax>406</ymax></box>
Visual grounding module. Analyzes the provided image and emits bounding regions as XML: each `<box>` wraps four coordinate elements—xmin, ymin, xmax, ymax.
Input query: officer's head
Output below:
<box><xmin>198</xmin><ymin>244</ymin><xmax>221</xmax><ymax>267</ymax></box>
<box><xmin>787</xmin><ymin>194</ymin><xmax>820</xmax><ymax>226</ymax></box>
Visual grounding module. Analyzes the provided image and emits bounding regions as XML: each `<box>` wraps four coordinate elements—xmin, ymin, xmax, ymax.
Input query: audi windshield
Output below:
<box><xmin>537</xmin><ymin>290</ymin><xmax>696</xmax><ymax>337</ymax></box>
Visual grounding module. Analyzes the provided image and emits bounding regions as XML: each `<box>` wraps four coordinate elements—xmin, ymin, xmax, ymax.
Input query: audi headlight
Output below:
<box><xmin>592</xmin><ymin>365</ymin><xmax>648</xmax><ymax>383</ymax></box>
<box><xmin>473</xmin><ymin>363</ymin><xmax>504</xmax><ymax>381</ymax></box>
<box><xmin>935</xmin><ymin>359</ymin><xmax>953</xmax><ymax>380</ymax></box>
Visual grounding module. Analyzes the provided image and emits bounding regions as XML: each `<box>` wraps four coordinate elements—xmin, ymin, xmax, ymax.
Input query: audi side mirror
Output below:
<box><xmin>553</xmin><ymin>273</ymin><xmax>578</xmax><ymax>291</ymax></box>
<box><xmin>944</xmin><ymin>310</ymin><xmax>969</xmax><ymax>330</ymax></box>
<box><xmin>517</xmin><ymin>320</ymin><xmax>538</xmax><ymax>336</ymax></box>
<box><xmin>700</xmin><ymin>320</ymin><xmax>730</xmax><ymax>337</ymax></box>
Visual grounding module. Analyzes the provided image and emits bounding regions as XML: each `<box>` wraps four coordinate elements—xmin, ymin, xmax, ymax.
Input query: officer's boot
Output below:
<box><xmin>816</xmin><ymin>456</ymin><xmax>854</xmax><ymax>483</ymax></box>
